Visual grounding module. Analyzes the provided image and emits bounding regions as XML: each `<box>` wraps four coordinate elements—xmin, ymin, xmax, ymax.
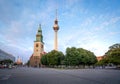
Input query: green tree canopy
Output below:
<box><xmin>105</xmin><ymin>48</ymin><xmax>120</xmax><ymax>65</ymax></box>
<box><xmin>0</xmin><ymin>59</ymin><xmax>13</xmax><ymax>64</ymax></box>
<box><xmin>41</xmin><ymin>54</ymin><xmax>48</xmax><ymax>65</ymax></box>
<box><xmin>41</xmin><ymin>50</ymin><xmax>65</xmax><ymax>67</ymax></box>
<box><xmin>96</xmin><ymin>43</ymin><xmax>120</xmax><ymax>66</ymax></box>
<box><xmin>64</xmin><ymin>47</ymin><xmax>97</xmax><ymax>66</ymax></box>
<box><xmin>109</xmin><ymin>43</ymin><xmax>120</xmax><ymax>50</ymax></box>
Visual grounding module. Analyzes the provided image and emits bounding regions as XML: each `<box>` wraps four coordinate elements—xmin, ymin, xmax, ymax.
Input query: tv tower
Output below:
<box><xmin>53</xmin><ymin>10</ymin><xmax>59</xmax><ymax>51</ymax></box>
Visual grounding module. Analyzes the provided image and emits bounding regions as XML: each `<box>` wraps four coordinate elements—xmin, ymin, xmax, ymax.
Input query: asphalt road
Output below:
<box><xmin>0</xmin><ymin>67</ymin><xmax>120</xmax><ymax>84</ymax></box>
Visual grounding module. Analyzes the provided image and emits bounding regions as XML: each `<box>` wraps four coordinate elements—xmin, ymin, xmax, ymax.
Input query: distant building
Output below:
<box><xmin>0</xmin><ymin>49</ymin><xmax>15</xmax><ymax>62</ymax></box>
<box><xmin>16</xmin><ymin>56</ymin><xmax>22</xmax><ymax>65</ymax></box>
<box><xmin>29</xmin><ymin>25</ymin><xmax>44</xmax><ymax>67</ymax></box>
<box><xmin>97</xmin><ymin>56</ymin><xmax>104</xmax><ymax>61</ymax></box>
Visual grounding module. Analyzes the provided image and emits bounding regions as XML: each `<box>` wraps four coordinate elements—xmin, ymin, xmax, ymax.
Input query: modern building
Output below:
<box><xmin>0</xmin><ymin>49</ymin><xmax>15</xmax><ymax>62</ymax></box>
<box><xmin>29</xmin><ymin>24</ymin><xmax>44</xmax><ymax>67</ymax></box>
<box><xmin>53</xmin><ymin>10</ymin><xmax>59</xmax><ymax>51</ymax></box>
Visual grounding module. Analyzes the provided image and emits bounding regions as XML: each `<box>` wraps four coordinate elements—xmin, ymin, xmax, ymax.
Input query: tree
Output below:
<box><xmin>64</xmin><ymin>47</ymin><xmax>80</xmax><ymax>66</ymax></box>
<box><xmin>77</xmin><ymin>48</ymin><xmax>97</xmax><ymax>65</ymax></box>
<box><xmin>64</xmin><ymin>47</ymin><xmax>97</xmax><ymax>66</ymax></box>
<box><xmin>96</xmin><ymin>58</ymin><xmax>109</xmax><ymax>66</ymax></box>
<box><xmin>0</xmin><ymin>59</ymin><xmax>13</xmax><ymax>65</ymax></box>
<box><xmin>41</xmin><ymin>50</ymin><xmax>65</xmax><ymax>67</ymax></box>
<box><xmin>105</xmin><ymin>43</ymin><xmax>120</xmax><ymax>65</ymax></box>
<box><xmin>85</xmin><ymin>50</ymin><xmax>97</xmax><ymax>65</ymax></box>
<box><xmin>109</xmin><ymin>43</ymin><xmax>120</xmax><ymax>50</ymax></box>
<box><xmin>106</xmin><ymin>49</ymin><xmax>120</xmax><ymax>65</ymax></box>
<box><xmin>41</xmin><ymin>54</ymin><xmax>48</xmax><ymax>65</ymax></box>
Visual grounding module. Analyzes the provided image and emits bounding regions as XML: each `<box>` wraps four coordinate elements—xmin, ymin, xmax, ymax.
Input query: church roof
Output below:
<box><xmin>37</xmin><ymin>24</ymin><xmax>42</xmax><ymax>35</ymax></box>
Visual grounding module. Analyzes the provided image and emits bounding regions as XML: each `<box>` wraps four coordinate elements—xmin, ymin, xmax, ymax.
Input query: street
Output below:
<box><xmin>0</xmin><ymin>67</ymin><xmax>120</xmax><ymax>84</ymax></box>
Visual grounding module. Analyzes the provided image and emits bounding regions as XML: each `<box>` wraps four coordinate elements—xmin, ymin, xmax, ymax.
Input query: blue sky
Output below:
<box><xmin>0</xmin><ymin>0</ymin><xmax>120</xmax><ymax>63</ymax></box>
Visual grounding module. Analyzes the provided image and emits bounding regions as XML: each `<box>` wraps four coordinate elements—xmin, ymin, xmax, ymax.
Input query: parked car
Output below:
<box><xmin>0</xmin><ymin>65</ymin><xmax>5</xmax><ymax>69</ymax></box>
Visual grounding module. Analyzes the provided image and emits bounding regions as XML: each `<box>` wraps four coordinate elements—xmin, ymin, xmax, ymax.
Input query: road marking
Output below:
<box><xmin>0</xmin><ymin>75</ymin><xmax>11</xmax><ymax>80</ymax></box>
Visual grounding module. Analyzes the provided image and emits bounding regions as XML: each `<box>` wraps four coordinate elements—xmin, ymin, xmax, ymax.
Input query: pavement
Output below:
<box><xmin>0</xmin><ymin>67</ymin><xmax>120</xmax><ymax>84</ymax></box>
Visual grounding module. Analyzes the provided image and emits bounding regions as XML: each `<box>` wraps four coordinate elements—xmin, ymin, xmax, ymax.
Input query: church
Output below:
<box><xmin>29</xmin><ymin>24</ymin><xmax>44</xmax><ymax>67</ymax></box>
<box><xmin>29</xmin><ymin>11</ymin><xmax>59</xmax><ymax>67</ymax></box>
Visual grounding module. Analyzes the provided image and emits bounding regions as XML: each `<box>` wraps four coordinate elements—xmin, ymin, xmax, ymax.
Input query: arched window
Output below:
<box><xmin>36</xmin><ymin>44</ymin><xmax>39</xmax><ymax>47</ymax></box>
<box><xmin>41</xmin><ymin>45</ymin><xmax>43</xmax><ymax>48</ymax></box>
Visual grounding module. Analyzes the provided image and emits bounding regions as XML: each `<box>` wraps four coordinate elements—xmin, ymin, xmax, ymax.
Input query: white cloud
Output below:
<box><xmin>81</xmin><ymin>17</ymin><xmax>95</xmax><ymax>27</ymax></box>
<box><xmin>95</xmin><ymin>16</ymin><xmax>120</xmax><ymax>31</ymax></box>
<box><xmin>109</xmin><ymin>31</ymin><xmax>120</xmax><ymax>35</ymax></box>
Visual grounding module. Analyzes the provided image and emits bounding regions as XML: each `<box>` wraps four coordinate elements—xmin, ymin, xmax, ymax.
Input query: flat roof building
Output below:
<box><xmin>0</xmin><ymin>49</ymin><xmax>15</xmax><ymax>62</ymax></box>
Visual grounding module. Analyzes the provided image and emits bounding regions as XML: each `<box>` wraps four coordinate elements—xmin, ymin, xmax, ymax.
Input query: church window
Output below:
<box><xmin>41</xmin><ymin>45</ymin><xmax>43</xmax><ymax>48</ymax></box>
<box><xmin>36</xmin><ymin>44</ymin><xmax>39</xmax><ymax>47</ymax></box>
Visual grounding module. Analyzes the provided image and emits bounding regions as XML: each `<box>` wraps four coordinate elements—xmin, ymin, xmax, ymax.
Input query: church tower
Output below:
<box><xmin>29</xmin><ymin>24</ymin><xmax>44</xmax><ymax>67</ymax></box>
<box><xmin>53</xmin><ymin>10</ymin><xmax>59</xmax><ymax>51</ymax></box>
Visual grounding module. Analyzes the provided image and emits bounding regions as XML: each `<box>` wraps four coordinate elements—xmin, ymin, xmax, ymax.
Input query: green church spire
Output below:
<box><xmin>35</xmin><ymin>24</ymin><xmax>43</xmax><ymax>43</ymax></box>
<box><xmin>37</xmin><ymin>24</ymin><xmax>42</xmax><ymax>35</ymax></box>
